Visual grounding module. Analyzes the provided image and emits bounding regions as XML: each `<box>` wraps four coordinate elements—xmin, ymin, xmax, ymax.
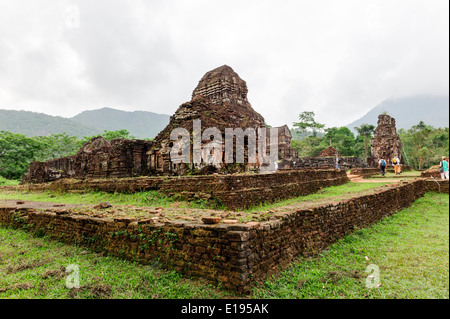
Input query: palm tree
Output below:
<box><xmin>355</xmin><ymin>124</ymin><xmax>376</xmax><ymax>159</ymax></box>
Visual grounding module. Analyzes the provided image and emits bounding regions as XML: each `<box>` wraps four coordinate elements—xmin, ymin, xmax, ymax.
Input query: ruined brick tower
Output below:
<box><xmin>370</xmin><ymin>114</ymin><xmax>403</xmax><ymax>165</ymax></box>
<box><xmin>190</xmin><ymin>65</ymin><xmax>266</xmax><ymax>128</ymax></box>
<box><xmin>148</xmin><ymin>65</ymin><xmax>296</xmax><ymax>175</ymax></box>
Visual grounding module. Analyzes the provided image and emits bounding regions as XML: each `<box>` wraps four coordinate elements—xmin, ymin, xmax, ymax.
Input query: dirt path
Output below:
<box><xmin>347</xmin><ymin>172</ymin><xmax>419</xmax><ymax>183</ymax></box>
<box><xmin>0</xmin><ymin>199</ymin><xmax>83</xmax><ymax>210</ymax></box>
<box><xmin>349</xmin><ymin>177</ymin><xmax>403</xmax><ymax>183</ymax></box>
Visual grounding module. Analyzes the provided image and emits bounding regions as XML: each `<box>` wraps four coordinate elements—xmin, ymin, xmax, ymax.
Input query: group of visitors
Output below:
<box><xmin>334</xmin><ymin>153</ymin><xmax>449</xmax><ymax>180</ymax></box>
<box><xmin>376</xmin><ymin>155</ymin><xmax>449</xmax><ymax>180</ymax></box>
<box><xmin>377</xmin><ymin>155</ymin><xmax>401</xmax><ymax>177</ymax></box>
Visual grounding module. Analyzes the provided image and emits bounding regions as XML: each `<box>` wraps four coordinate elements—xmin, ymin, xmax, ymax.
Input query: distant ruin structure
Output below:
<box><xmin>317</xmin><ymin>146</ymin><xmax>341</xmax><ymax>158</ymax></box>
<box><xmin>22</xmin><ymin>137</ymin><xmax>153</xmax><ymax>183</ymax></box>
<box><xmin>370</xmin><ymin>114</ymin><xmax>403</xmax><ymax>166</ymax></box>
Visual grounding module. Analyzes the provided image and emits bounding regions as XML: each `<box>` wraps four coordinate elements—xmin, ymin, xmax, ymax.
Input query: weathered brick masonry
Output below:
<box><xmin>280</xmin><ymin>156</ymin><xmax>367</xmax><ymax>171</ymax></box>
<box><xmin>13</xmin><ymin>169</ymin><xmax>349</xmax><ymax>210</ymax></box>
<box><xmin>1</xmin><ymin>179</ymin><xmax>446</xmax><ymax>292</ymax></box>
<box><xmin>22</xmin><ymin>137</ymin><xmax>154</xmax><ymax>183</ymax></box>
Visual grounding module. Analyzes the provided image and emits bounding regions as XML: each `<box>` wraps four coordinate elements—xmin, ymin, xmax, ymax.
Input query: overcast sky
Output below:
<box><xmin>0</xmin><ymin>0</ymin><xmax>448</xmax><ymax>128</ymax></box>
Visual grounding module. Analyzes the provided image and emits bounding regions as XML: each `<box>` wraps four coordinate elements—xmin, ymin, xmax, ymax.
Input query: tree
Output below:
<box><xmin>293</xmin><ymin>111</ymin><xmax>325</xmax><ymax>139</ymax></box>
<box><xmin>0</xmin><ymin>131</ymin><xmax>44</xmax><ymax>179</ymax></box>
<box><xmin>33</xmin><ymin>133</ymin><xmax>80</xmax><ymax>162</ymax></box>
<box><xmin>408</xmin><ymin>121</ymin><xmax>432</xmax><ymax>170</ymax></box>
<box><xmin>101</xmin><ymin>129</ymin><xmax>135</xmax><ymax>140</ymax></box>
<box><xmin>321</xmin><ymin>127</ymin><xmax>356</xmax><ymax>156</ymax></box>
<box><xmin>291</xmin><ymin>136</ymin><xmax>323</xmax><ymax>157</ymax></box>
<box><xmin>77</xmin><ymin>129</ymin><xmax>135</xmax><ymax>148</ymax></box>
<box><xmin>354</xmin><ymin>124</ymin><xmax>375</xmax><ymax>159</ymax></box>
<box><xmin>399</xmin><ymin>123</ymin><xmax>449</xmax><ymax>170</ymax></box>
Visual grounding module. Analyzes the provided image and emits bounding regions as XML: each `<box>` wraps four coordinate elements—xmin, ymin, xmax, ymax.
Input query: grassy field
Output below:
<box><xmin>0</xmin><ymin>177</ymin><xmax>20</xmax><ymax>186</ymax></box>
<box><xmin>253</xmin><ymin>192</ymin><xmax>449</xmax><ymax>299</ymax></box>
<box><xmin>1</xmin><ymin>192</ymin><xmax>447</xmax><ymax>299</ymax></box>
<box><xmin>1</xmin><ymin>181</ymin><xmax>392</xmax><ymax>213</ymax></box>
<box><xmin>0</xmin><ymin>182</ymin><xmax>395</xmax><ymax>223</ymax></box>
<box><xmin>0</xmin><ymin>189</ymin><xmax>214</xmax><ymax>210</ymax></box>
<box><xmin>245</xmin><ymin>181</ymin><xmax>391</xmax><ymax>213</ymax></box>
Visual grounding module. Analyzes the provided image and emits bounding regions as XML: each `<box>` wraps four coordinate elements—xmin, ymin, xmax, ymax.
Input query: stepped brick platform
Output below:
<box><xmin>1</xmin><ymin>178</ymin><xmax>446</xmax><ymax>293</ymax></box>
<box><xmin>9</xmin><ymin>169</ymin><xmax>349</xmax><ymax>211</ymax></box>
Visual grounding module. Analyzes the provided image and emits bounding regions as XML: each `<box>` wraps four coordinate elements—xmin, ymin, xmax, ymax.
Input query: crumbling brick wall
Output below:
<box><xmin>280</xmin><ymin>157</ymin><xmax>367</xmax><ymax>171</ymax></box>
<box><xmin>22</xmin><ymin>137</ymin><xmax>154</xmax><ymax>184</ymax></box>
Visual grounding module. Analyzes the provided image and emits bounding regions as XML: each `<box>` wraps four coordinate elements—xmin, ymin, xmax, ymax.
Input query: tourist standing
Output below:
<box><xmin>378</xmin><ymin>157</ymin><xmax>386</xmax><ymax>176</ymax></box>
<box><xmin>336</xmin><ymin>157</ymin><xmax>340</xmax><ymax>170</ymax></box>
<box><xmin>439</xmin><ymin>156</ymin><xmax>449</xmax><ymax>180</ymax></box>
<box><xmin>392</xmin><ymin>155</ymin><xmax>401</xmax><ymax>175</ymax></box>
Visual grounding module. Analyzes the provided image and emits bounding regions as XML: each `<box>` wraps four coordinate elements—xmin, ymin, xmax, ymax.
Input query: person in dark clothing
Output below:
<box><xmin>378</xmin><ymin>157</ymin><xmax>386</xmax><ymax>176</ymax></box>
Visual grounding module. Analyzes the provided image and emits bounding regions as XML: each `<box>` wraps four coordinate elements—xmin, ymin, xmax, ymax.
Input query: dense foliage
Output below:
<box><xmin>291</xmin><ymin>112</ymin><xmax>376</xmax><ymax>158</ymax></box>
<box><xmin>291</xmin><ymin>113</ymin><xmax>448</xmax><ymax>170</ymax></box>
<box><xmin>0</xmin><ymin>129</ymin><xmax>136</xmax><ymax>180</ymax></box>
<box><xmin>0</xmin><ymin>114</ymin><xmax>448</xmax><ymax>181</ymax></box>
<box><xmin>399</xmin><ymin>123</ymin><xmax>449</xmax><ymax>170</ymax></box>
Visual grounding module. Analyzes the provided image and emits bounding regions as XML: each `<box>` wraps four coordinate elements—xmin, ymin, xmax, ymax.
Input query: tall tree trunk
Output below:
<box><xmin>364</xmin><ymin>136</ymin><xmax>368</xmax><ymax>159</ymax></box>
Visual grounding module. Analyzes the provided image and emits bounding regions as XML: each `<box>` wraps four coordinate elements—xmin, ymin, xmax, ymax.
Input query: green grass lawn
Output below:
<box><xmin>1</xmin><ymin>181</ymin><xmax>393</xmax><ymax>214</ymax></box>
<box><xmin>253</xmin><ymin>192</ymin><xmax>449</xmax><ymax>299</ymax></box>
<box><xmin>245</xmin><ymin>181</ymin><xmax>391</xmax><ymax>213</ymax></box>
<box><xmin>1</xmin><ymin>192</ymin><xmax>447</xmax><ymax>299</ymax></box>
<box><xmin>0</xmin><ymin>177</ymin><xmax>20</xmax><ymax>186</ymax></box>
<box><xmin>0</xmin><ymin>228</ymin><xmax>231</xmax><ymax>299</ymax></box>
<box><xmin>0</xmin><ymin>189</ymin><xmax>214</xmax><ymax>210</ymax></box>
<box><xmin>368</xmin><ymin>170</ymin><xmax>422</xmax><ymax>179</ymax></box>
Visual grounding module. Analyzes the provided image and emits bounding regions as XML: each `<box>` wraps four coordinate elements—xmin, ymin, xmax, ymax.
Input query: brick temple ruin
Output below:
<box><xmin>147</xmin><ymin>65</ymin><xmax>298</xmax><ymax>175</ymax></box>
<box><xmin>369</xmin><ymin>114</ymin><xmax>403</xmax><ymax>167</ymax></box>
<box><xmin>24</xmin><ymin>65</ymin><xmax>412</xmax><ymax>186</ymax></box>
<box><xmin>317</xmin><ymin>146</ymin><xmax>341</xmax><ymax>157</ymax></box>
<box><xmin>23</xmin><ymin>65</ymin><xmax>300</xmax><ymax>183</ymax></box>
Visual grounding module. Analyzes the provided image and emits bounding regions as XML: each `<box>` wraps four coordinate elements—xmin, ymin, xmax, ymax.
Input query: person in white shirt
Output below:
<box><xmin>392</xmin><ymin>155</ymin><xmax>401</xmax><ymax>175</ymax></box>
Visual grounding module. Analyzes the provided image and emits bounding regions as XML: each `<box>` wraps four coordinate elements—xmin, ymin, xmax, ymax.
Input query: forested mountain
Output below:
<box><xmin>70</xmin><ymin>107</ymin><xmax>170</xmax><ymax>139</ymax></box>
<box><xmin>346</xmin><ymin>95</ymin><xmax>449</xmax><ymax>131</ymax></box>
<box><xmin>0</xmin><ymin>109</ymin><xmax>101</xmax><ymax>137</ymax></box>
<box><xmin>0</xmin><ymin>107</ymin><xmax>170</xmax><ymax>139</ymax></box>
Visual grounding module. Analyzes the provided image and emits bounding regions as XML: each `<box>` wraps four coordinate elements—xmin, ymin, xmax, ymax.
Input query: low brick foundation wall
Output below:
<box><xmin>351</xmin><ymin>165</ymin><xmax>412</xmax><ymax>177</ymax></box>
<box><xmin>11</xmin><ymin>169</ymin><xmax>349</xmax><ymax>210</ymax></box>
<box><xmin>425</xmin><ymin>178</ymin><xmax>449</xmax><ymax>193</ymax></box>
<box><xmin>421</xmin><ymin>169</ymin><xmax>441</xmax><ymax>179</ymax></box>
<box><xmin>280</xmin><ymin>156</ymin><xmax>367</xmax><ymax>171</ymax></box>
<box><xmin>350</xmin><ymin>167</ymin><xmax>381</xmax><ymax>177</ymax></box>
<box><xmin>1</xmin><ymin>178</ymin><xmax>446</xmax><ymax>292</ymax></box>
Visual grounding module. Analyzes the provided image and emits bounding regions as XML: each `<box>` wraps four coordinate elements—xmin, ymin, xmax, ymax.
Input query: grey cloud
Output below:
<box><xmin>0</xmin><ymin>0</ymin><xmax>448</xmax><ymax>126</ymax></box>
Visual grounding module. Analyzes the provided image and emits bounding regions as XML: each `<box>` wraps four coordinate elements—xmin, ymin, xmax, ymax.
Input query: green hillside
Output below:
<box><xmin>0</xmin><ymin>109</ymin><xmax>101</xmax><ymax>137</ymax></box>
<box><xmin>0</xmin><ymin>108</ymin><xmax>170</xmax><ymax>139</ymax></box>
<box><xmin>70</xmin><ymin>107</ymin><xmax>170</xmax><ymax>139</ymax></box>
